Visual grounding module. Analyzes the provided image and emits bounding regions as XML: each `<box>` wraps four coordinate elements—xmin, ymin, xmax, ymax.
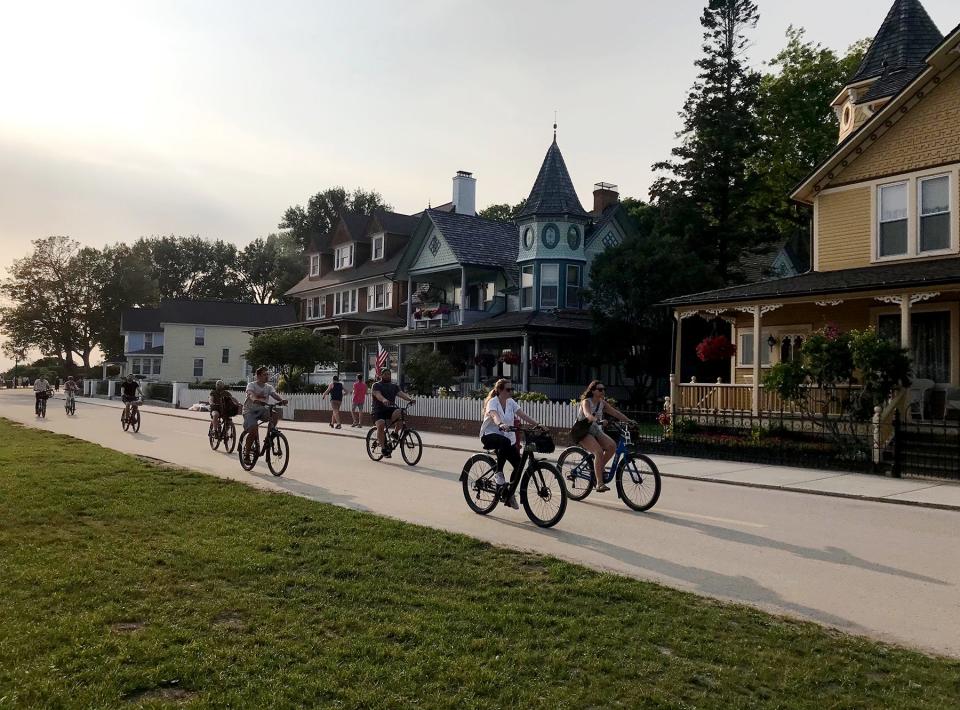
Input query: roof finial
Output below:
<box><xmin>553</xmin><ymin>110</ymin><xmax>557</xmax><ymax>141</ymax></box>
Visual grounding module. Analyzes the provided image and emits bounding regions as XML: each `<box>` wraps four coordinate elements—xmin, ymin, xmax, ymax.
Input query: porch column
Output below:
<box><xmin>396</xmin><ymin>343</ymin><xmax>403</xmax><ymax>386</ymax></box>
<box><xmin>406</xmin><ymin>278</ymin><xmax>414</xmax><ymax>327</ymax></box>
<box><xmin>900</xmin><ymin>293</ymin><xmax>911</xmax><ymax>350</ymax></box>
<box><xmin>433</xmin><ymin>341</ymin><xmax>438</xmax><ymax>352</ymax></box>
<box><xmin>752</xmin><ymin>306</ymin><xmax>761</xmax><ymax>416</ymax></box>
<box><xmin>460</xmin><ymin>267</ymin><xmax>467</xmax><ymax>324</ymax></box>
<box><xmin>521</xmin><ymin>332</ymin><xmax>529</xmax><ymax>393</ymax></box>
<box><xmin>473</xmin><ymin>338</ymin><xmax>480</xmax><ymax>388</ymax></box>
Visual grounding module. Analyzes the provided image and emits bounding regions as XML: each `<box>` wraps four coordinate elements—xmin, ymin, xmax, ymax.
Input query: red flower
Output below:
<box><xmin>696</xmin><ymin>335</ymin><xmax>736</xmax><ymax>362</ymax></box>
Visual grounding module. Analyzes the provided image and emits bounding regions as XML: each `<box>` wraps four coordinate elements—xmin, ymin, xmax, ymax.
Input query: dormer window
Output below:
<box><xmin>335</xmin><ymin>244</ymin><xmax>354</xmax><ymax>270</ymax></box>
<box><xmin>309</xmin><ymin>254</ymin><xmax>320</xmax><ymax>276</ymax></box>
<box><xmin>372</xmin><ymin>234</ymin><xmax>384</xmax><ymax>260</ymax></box>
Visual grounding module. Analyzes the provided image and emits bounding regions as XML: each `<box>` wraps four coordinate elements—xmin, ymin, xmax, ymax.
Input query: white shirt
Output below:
<box><xmin>480</xmin><ymin>396</ymin><xmax>521</xmax><ymax>444</ymax></box>
<box><xmin>245</xmin><ymin>380</ymin><xmax>276</xmax><ymax>411</ymax></box>
<box><xmin>34</xmin><ymin>379</ymin><xmax>50</xmax><ymax>392</ymax></box>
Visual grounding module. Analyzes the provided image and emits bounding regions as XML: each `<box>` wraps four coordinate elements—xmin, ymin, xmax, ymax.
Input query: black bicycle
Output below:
<box><xmin>35</xmin><ymin>390</ymin><xmax>51</xmax><ymax>418</ymax></box>
<box><xmin>208</xmin><ymin>413</ymin><xmax>237</xmax><ymax>453</ymax></box>
<box><xmin>121</xmin><ymin>402</ymin><xmax>141</xmax><ymax>433</ymax></box>
<box><xmin>365</xmin><ymin>403</ymin><xmax>422</xmax><ymax>466</ymax></box>
<box><xmin>64</xmin><ymin>391</ymin><xmax>76</xmax><ymax>416</ymax></box>
<box><xmin>238</xmin><ymin>403</ymin><xmax>290</xmax><ymax>476</ymax></box>
<box><xmin>460</xmin><ymin>425</ymin><xmax>568</xmax><ymax>528</ymax></box>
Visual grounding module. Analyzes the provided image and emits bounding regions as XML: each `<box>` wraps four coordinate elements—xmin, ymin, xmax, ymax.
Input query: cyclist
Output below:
<box><xmin>120</xmin><ymin>375</ymin><xmax>142</xmax><ymax>419</ymax></box>
<box><xmin>479</xmin><ymin>378</ymin><xmax>541</xmax><ymax>509</ymax></box>
<box><xmin>573</xmin><ymin>380</ymin><xmax>634</xmax><ymax>492</ymax></box>
<box><xmin>64</xmin><ymin>376</ymin><xmax>80</xmax><ymax>409</ymax></box>
<box><xmin>371</xmin><ymin>369</ymin><xmax>415</xmax><ymax>458</ymax></box>
<box><xmin>209</xmin><ymin>380</ymin><xmax>239</xmax><ymax>432</ymax></box>
<box><xmin>242</xmin><ymin>367</ymin><xmax>288</xmax><ymax>462</ymax></box>
<box><xmin>33</xmin><ymin>374</ymin><xmax>52</xmax><ymax>415</ymax></box>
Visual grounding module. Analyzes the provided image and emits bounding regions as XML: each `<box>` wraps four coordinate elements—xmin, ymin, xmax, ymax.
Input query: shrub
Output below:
<box><xmin>147</xmin><ymin>383</ymin><xmax>173</xmax><ymax>402</ymax></box>
<box><xmin>516</xmin><ymin>391</ymin><xmax>548</xmax><ymax>403</ymax></box>
<box><xmin>673</xmin><ymin>418</ymin><xmax>699</xmax><ymax>436</ymax></box>
<box><xmin>404</xmin><ymin>349</ymin><xmax>457</xmax><ymax>395</ymax></box>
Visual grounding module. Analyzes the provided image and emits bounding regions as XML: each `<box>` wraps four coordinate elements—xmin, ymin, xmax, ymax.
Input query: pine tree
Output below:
<box><xmin>651</xmin><ymin>0</ymin><xmax>763</xmax><ymax>284</ymax></box>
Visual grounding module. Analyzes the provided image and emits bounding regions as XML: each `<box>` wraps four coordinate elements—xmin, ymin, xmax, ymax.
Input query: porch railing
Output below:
<box><xmin>675</xmin><ymin>381</ymin><xmax>861</xmax><ymax>416</ymax></box>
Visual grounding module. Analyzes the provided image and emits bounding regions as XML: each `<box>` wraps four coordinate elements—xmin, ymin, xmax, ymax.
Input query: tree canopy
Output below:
<box><xmin>244</xmin><ymin>329</ymin><xmax>341</xmax><ymax>392</ymax></box>
<box><xmin>279</xmin><ymin>187</ymin><xmax>391</xmax><ymax>252</ymax></box>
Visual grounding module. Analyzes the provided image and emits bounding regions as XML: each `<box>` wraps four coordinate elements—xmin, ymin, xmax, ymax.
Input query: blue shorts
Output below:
<box><xmin>244</xmin><ymin>406</ymin><xmax>271</xmax><ymax>430</ymax></box>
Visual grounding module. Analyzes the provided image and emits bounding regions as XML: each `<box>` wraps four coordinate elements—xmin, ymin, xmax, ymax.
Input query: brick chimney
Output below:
<box><xmin>452</xmin><ymin>171</ymin><xmax>476</xmax><ymax>216</ymax></box>
<box><xmin>592</xmin><ymin>182</ymin><xmax>619</xmax><ymax>214</ymax></box>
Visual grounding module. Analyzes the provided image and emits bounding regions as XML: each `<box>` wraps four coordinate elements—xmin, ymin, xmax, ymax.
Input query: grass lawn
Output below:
<box><xmin>1</xmin><ymin>420</ymin><xmax>958</xmax><ymax>709</ymax></box>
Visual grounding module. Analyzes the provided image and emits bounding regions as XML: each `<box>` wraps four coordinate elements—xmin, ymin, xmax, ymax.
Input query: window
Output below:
<box><xmin>131</xmin><ymin>358</ymin><xmax>141</xmax><ymax>375</ymax></box>
<box><xmin>334</xmin><ymin>289</ymin><xmax>358</xmax><ymax>315</ymax></box>
<box><xmin>222</xmin><ymin>348</ymin><xmax>230</xmax><ymax>364</ymax></box>
<box><xmin>737</xmin><ymin>332</ymin><xmax>771</xmax><ymax>367</ymax></box>
<box><xmin>565</xmin><ymin>264</ymin><xmax>581</xmax><ymax>308</ymax></box>
<box><xmin>602</xmin><ymin>231</ymin><xmax>620</xmax><ymax>249</ymax></box>
<box><xmin>194</xmin><ymin>327</ymin><xmax>205</xmax><ymax>347</ymax></box>
<box><xmin>368</xmin><ymin>282</ymin><xmax>392</xmax><ymax>311</ymax></box>
<box><xmin>335</xmin><ymin>244</ymin><xmax>354</xmax><ymax>270</ymax></box>
<box><xmin>310</xmin><ymin>254</ymin><xmax>320</xmax><ymax>276</ymax></box>
<box><xmin>193</xmin><ymin>358</ymin><xmax>204</xmax><ymax>378</ymax></box>
<box><xmin>307</xmin><ymin>296</ymin><xmax>322</xmax><ymax>319</ymax></box>
<box><xmin>372</xmin><ymin>235</ymin><xmax>384</xmax><ymax>260</ymax></box>
<box><xmin>521</xmin><ymin>265</ymin><xmax>534</xmax><ymax>309</ymax></box>
<box><xmin>540</xmin><ymin>263</ymin><xmax>559</xmax><ymax>308</ymax></box>
<box><xmin>878</xmin><ymin>182</ymin><xmax>908</xmax><ymax>257</ymax></box>
<box><xmin>879</xmin><ymin>311</ymin><xmax>951</xmax><ymax>383</ymax></box>
<box><xmin>144</xmin><ymin>332</ymin><xmax>153</xmax><ymax>349</ymax></box>
<box><xmin>152</xmin><ymin>358</ymin><xmax>162</xmax><ymax>375</ymax></box>
<box><xmin>920</xmin><ymin>175</ymin><xmax>951</xmax><ymax>253</ymax></box>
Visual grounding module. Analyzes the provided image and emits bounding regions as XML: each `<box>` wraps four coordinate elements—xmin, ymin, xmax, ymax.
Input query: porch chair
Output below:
<box><xmin>942</xmin><ymin>386</ymin><xmax>960</xmax><ymax>422</ymax></box>
<box><xmin>907</xmin><ymin>378</ymin><xmax>935</xmax><ymax>421</ymax></box>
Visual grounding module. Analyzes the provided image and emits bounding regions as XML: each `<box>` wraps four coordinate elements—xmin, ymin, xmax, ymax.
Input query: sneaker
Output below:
<box><xmin>494</xmin><ymin>472</ymin><xmax>506</xmax><ymax>486</ymax></box>
<box><xmin>508</xmin><ymin>493</ymin><xmax>520</xmax><ymax>509</ymax></box>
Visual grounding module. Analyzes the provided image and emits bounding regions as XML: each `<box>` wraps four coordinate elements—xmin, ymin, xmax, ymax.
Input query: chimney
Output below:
<box><xmin>592</xmin><ymin>182</ymin><xmax>619</xmax><ymax>214</ymax></box>
<box><xmin>452</xmin><ymin>170</ymin><xmax>476</xmax><ymax>216</ymax></box>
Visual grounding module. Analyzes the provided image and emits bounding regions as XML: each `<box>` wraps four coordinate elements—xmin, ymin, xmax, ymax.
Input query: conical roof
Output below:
<box><xmin>848</xmin><ymin>0</ymin><xmax>942</xmax><ymax>99</ymax></box>
<box><xmin>517</xmin><ymin>139</ymin><xmax>588</xmax><ymax>219</ymax></box>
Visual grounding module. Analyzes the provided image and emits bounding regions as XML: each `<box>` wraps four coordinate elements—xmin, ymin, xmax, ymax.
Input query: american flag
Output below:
<box><xmin>375</xmin><ymin>341</ymin><xmax>389</xmax><ymax>374</ymax></box>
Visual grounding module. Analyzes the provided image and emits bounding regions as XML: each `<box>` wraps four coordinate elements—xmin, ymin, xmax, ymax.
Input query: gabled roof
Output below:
<box><xmin>425</xmin><ymin>210</ymin><xmax>518</xmax><ymax>268</ymax></box>
<box><xmin>849</xmin><ymin>0</ymin><xmax>943</xmax><ymax>98</ymax></box>
<box><xmin>121</xmin><ymin>300</ymin><xmax>296</xmax><ymax>331</ymax></box>
<box><xmin>285</xmin><ymin>249</ymin><xmax>405</xmax><ymax>296</ymax></box>
<box><xmin>372</xmin><ymin>210</ymin><xmax>418</xmax><ymax>236</ymax></box>
<box><xmin>340</xmin><ymin>212</ymin><xmax>373</xmax><ymax>242</ymax></box>
<box><xmin>516</xmin><ymin>139</ymin><xmax>588</xmax><ymax>219</ymax></box>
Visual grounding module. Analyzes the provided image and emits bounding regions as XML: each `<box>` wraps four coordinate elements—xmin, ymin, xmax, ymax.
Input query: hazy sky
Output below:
<box><xmin>0</xmin><ymin>0</ymin><xmax>957</xmax><ymax>368</ymax></box>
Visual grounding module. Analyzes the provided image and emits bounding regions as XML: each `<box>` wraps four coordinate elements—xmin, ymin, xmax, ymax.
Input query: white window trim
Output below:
<box><xmin>334</xmin><ymin>243</ymin><xmax>354</xmax><ymax>270</ymax></box>
<box><xmin>367</xmin><ymin>282</ymin><xmax>393</xmax><ymax>311</ymax></box>
<box><xmin>918</xmin><ymin>174</ymin><xmax>953</xmax><ymax>255</ymax></box>
<box><xmin>222</xmin><ymin>348</ymin><xmax>230</xmax><ymax>364</ymax></box>
<box><xmin>194</xmin><ymin>327</ymin><xmax>205</xmax><ymax>347</ymax></box>
<box><xmin>371</xmin><ymin>234</ymin><xmax>385</xmax><ymax>261</ymax></box>
<box><xmin>539</xmin><ymin>263</ymin><xmax>559</xmax><ymax>309</ymax></box>
<box><xmin>309</xmin><ymin>254</ymin><xmax>320</xmax><ymax>276</ymax></box>
<box><xmin>193</xmin><ymin>358</ymin><xmax>204</xmax><ymax>378</ymax></box>
<box><xmin>334</xmin><ymin>288</ymin><xmax>359</xmax><ymax>315</ymax></box>
<box><xmin>869</xmin><ymin>166</ymin><xmax>959</xmax><ymax>264</ymax></box>
<box><xmin>734</xmin><ymin>325</ymin><xmax>811</xmax><ymax>369</ymax></box>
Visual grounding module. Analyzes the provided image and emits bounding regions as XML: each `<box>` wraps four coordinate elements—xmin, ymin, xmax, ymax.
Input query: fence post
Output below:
<box><xmin>871</xmin><ymin>405</ymin><xmax>882</xmax><ymax>469</ymax></box>
<box><xmin>891</xmin><ymin>408</ymin><xmax>902</xmax><ymax>479</ymax></box>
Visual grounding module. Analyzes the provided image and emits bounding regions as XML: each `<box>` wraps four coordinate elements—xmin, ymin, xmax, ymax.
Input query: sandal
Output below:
<box><xmin>596</xmin><ymin>484</ymin><xmax>610</xmax><ymax>493</ymax></box>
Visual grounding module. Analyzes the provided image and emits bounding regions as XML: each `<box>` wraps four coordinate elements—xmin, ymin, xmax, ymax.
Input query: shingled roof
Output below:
<box><xmin>850</xmin><ymin>0</ymin><xmax>943</xmax><ymax>101</ymax></box>
<box><xmin>121</xmin><ymin>300</ymin><xmax>296</xmax><ymax>331</ymax></box>
<box><xmin>427</xmin><ymin>210</ymin><xmax>518</xmax><ymax>268</ymax></box>
<box><xmin>516</xmin><ymin>139</ymin><xmax>588</xmax><ymax>219</ymax></box>
<box><xmin>374</xmin><ymin>210</ymin><xmax>419</xmax><ymax>236</ymax></box>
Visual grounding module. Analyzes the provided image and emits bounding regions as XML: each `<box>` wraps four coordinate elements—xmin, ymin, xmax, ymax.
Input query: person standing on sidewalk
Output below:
<box><xmin>350</xmin><ymin>374</ymin><xmax>367</xmax><ymax>427</ymax></box>
<box><xmin>321</xmin><ymin>376</ymin><xmax>344</xmax><ymax>429</ymax></box>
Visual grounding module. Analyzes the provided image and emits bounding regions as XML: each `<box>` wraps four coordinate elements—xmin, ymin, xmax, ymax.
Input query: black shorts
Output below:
<box><xmin>121</xmin><ymin>395</ymin><xmax>140</xmax><ymax>404</ymax></box>
<box><xmin>373</xmin><ymin>406</ymin><xmax>397</xmax><ymax>423</ymax></box>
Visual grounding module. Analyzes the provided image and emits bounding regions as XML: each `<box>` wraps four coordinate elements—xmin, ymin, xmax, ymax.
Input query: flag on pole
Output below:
<box><xmin>375</xmin><ymin>341</ymin><xmax>389</xmax><ymax>375</ymax></box>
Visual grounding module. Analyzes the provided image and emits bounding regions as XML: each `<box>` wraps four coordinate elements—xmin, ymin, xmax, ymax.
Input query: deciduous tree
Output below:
<box><xmin>244</xmin><ymin>329</ymin><xmax>340</xmax><ymax>392</ymax></box>
<box><xmin>280</xmin><ymin>187</ymin><xmax>391</xmax><ymax>251</ymax></box>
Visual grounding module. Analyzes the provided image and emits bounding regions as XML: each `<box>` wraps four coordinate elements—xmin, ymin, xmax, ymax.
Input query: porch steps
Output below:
<box><xmin>894</xmin><ymin>429</ymin><xmax>960</xmax><ymax>479</ymax></box>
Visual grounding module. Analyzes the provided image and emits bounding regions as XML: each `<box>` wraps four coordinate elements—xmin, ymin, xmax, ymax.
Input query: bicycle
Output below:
<box><xmin>35</xmin><ymin>391</ymin><xmax>51</xmax><ymax>418</ymax></box>
<box><xmin>121</xmin><ymin>401</ymin><xmax>141</xmax><ymax>433</ymax></box>
<box><xmin>461</xmin><ymin>425</ymin><xmax>568</xmax><ymax>528</ymax></box>
<box><xmin>238</xmin><ymin>403</ymin><xmax>289</xmax><ymax>476</ymax></box>
<box><xmin>365</xmin><ymin>403</ymin><xmax>422</xmax><ymax>466</ymax></box>
<box><xmin>64</xmin><ymin>391</ymin><xmax>76</xmax><ymax>416</ymax></box>
<box><xmin>208</xmin><ymin>412</ymin><xmax>237</xmax><ymax>453</ymax></box>
<box><xmin>558</xmin><ymin>421</ymin><xmax>661</xmax><ymax>512</ymax></box>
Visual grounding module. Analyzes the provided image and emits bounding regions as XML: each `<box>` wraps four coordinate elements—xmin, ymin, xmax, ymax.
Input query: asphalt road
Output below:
<box><xmin>5</xmin><ymin>390</ymin><xmax>959</xmax><ymax>657</ymax></box>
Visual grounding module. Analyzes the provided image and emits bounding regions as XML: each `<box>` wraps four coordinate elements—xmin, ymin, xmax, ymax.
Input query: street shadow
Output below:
<box><xmin>492</xmin><ymin>517</ymin><xmax>868</xmax><ymax>632</ymax></box>
<box><xmin>581</xmin><ymin>503</ymin><xmax>950</xmax><ymax>586</ymax></box>
<box><xmin>246</xmin><ymin>470</ymin><xmax>371</xmax><ymax>513</ymax></box>
<box><xmin>129</xmin><ymin>432</ymin><xmax>158</xmax><ymax>442</ymax></box>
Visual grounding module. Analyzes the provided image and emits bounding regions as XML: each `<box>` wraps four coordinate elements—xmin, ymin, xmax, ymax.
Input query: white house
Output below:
<box><xmin>120</xmin><ymin>300</ymin><xmax>296</xmax><ymax>382</ymax></box>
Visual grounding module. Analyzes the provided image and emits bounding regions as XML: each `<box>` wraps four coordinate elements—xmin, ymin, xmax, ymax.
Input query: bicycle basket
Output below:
<box><xmin>528</xmin><ymin>431</ymin><xmax>555</xmax><ymax>454</ymax></box>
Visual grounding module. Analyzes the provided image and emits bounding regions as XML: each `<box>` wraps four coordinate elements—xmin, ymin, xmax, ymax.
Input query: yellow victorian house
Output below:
<box><xmin>666</xmin><ymin>0</ymin><xmax>960</xmax><ymax>420</ymax></box>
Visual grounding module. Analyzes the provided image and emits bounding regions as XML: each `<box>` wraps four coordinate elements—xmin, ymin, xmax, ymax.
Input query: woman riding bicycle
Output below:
<box><xmin>573</xmin><ymin>380</ymin><xmax>633</xmax><ymax>492</ymax></box>
<box><xmin>479</xmin><ymin>379</ymin><xmax>540</xmax><ymax>508</ymax></box>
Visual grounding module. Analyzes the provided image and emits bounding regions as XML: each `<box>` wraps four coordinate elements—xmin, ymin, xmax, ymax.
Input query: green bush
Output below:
<box><xmin>146</xmin><ymin>383</ymin><xmax>173</xmax><ymax>402</ymax></box>
<box><xmin>96</xmin><ymin>381</ymin><xmax>108</xmax><ymax>395</ymax></box>
<box><xmin>673</xmin><ymin>418</ymin><xmax>700</xmax><ymax>436</ymax></box>
<box><xmin>516</xmin><ymin>391</ymin><xmax>548</xmax><ymax>403</ymax></box>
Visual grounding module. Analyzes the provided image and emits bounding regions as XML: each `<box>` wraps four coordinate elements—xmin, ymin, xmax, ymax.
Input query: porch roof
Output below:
<box><xmin>663</xmin><ymin>259</ymin><xmax>960</xmax><ymax>308</ymax></box>
<box><xmin>247</xmin><ymin>311</ymin><xmax>403</xmax><ymax>334</ymax></box>
<box><xmin>348</xmin><ymin>309</ymin><xmax>593</xmax><ymax>342</ymax></box>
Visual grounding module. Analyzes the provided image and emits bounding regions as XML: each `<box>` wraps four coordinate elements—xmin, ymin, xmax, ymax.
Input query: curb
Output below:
<box><xmin>52</xmin><ymin>396</ymin><xmax>960</xmax><ymax>513</ymax></box>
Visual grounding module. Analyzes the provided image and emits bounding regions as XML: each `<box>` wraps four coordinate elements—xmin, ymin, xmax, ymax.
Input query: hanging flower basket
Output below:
<box><xmin>500</xmin><ymin>351</ymin><xmax>521</xmax><ymax>366</ymax></box>
<box><xmin>530</xmin><ymin>351</ymin><xmax>551</xmax><ymax>369</ymax></box>
<box><xmin>474</xmin><ymin>353</ymin><xmax>496</xmax><ymax>368</ymax></box>
<box><xmin>696</xmin><ymin>335</ymin><xmax>736</xmax><ymax>362</ymax></box>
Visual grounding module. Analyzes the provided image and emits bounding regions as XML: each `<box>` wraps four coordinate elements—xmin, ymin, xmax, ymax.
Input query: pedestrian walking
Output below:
<box><xmin>321</xmin><ymin>376</ymin><xmax>344</xmax><ymax>429</ymax></box>
<box><xmin>350</xmin><ymin>374</ymin><xmax>367</xmax><ymax>427</ymax></box>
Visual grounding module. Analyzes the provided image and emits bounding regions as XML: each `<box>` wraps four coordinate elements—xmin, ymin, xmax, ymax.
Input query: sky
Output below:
<box><xmin>0</xmin><ymin>0</ymin><xmax>957</xmax><ymax>370</ymax></box>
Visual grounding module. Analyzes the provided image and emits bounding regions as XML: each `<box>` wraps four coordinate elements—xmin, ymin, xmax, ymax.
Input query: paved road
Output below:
<box><xmin>5</xmin><ymin>391</ymin><xmax>959</xmax><ymax>657</ymax></box>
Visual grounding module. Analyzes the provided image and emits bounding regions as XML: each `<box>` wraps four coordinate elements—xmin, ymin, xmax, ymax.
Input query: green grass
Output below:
<box><xmin>0</xmin><ymin>419</ymin><xmax>958</xmax><ymax>709</ymax></box>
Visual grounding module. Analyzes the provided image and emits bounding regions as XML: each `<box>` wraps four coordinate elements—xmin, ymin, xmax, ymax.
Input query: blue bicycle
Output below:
<box><xmin>557</xmin><ymin>421</ymin><xmax>661</xmax><ymax>511</ymax></box>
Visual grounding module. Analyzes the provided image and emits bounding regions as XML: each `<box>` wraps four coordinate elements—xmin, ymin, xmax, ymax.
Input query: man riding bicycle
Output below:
<box><xmin>371</xmin><ymin>369</ymin><xmax>415</xmax><ymax>458</ymax></box>
<box><xmin>33</xmin><ymin>375</ymin><xmax>52</xmax><ymax>414</ymax></box>
<box><xmin>242</xmin><ymin>367</ymin><xmax>287</xmax><ymax>461</ymax></box>
<box><xmin>209</xmin><ymin>380</ymin><xmax>239</xmax><ymax>431</ymax></box>
<box><xmin>120</xmin><ymin>375</ymin><xmax>142</xmax><ymax>417</ymax></box>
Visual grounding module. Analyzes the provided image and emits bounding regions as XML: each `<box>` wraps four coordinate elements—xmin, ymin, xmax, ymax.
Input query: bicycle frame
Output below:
<box><xmin>464</xmin><ymin>427</ymin><xmax>546</xmax><ymax>496</ymax></box>
<box><xmin>569</xmin><ymin>422</ymin><xmax>632</xmax><ymax>486</ymax></box>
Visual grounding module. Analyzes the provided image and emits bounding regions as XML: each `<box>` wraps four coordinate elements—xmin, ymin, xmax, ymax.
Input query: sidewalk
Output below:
<box><xmin>63</xmin><ymin>394</ymin><xmax>960</xmax><ymax>511</ymax></box>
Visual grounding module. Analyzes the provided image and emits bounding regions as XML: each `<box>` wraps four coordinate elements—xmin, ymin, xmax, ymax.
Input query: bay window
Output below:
<box><xmin>521</xmin><ymin>265</ymin><xmax>534</xmax><ymax>309</ymax></box>
<box><xmin>540</xmin><ymin>264</ymin><xmax>559</xmax><ymax>308</ymax></box>
<box><xmin>565</xmin><ymin>264</ymin><xmax>581</xmax><ymax>308</ymax></box>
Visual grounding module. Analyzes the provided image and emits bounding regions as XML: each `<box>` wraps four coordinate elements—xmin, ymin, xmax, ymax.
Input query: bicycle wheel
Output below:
<box><xmin>132</xmin><ymin>410</ymin><xmax>141</xmax><ymax>433</ymax></box>
<box><xmin>365</xmin><ymin>427</ymin><xmax>384</xmax><ymax>461</ymax></box>
<box><xmin>265</xmin><ymin>431</ymin><xmax>290</xmax><ymax>477</ymax></box>
<box><xmin>208</xmin><ymin>421</ymin><xmax>220</xmax><ymax>450</ymax></box>
<box><xmin>224</xmin><ymin>421</ymin><xmax>237</xmax><ymax>453</ymax></box>
<box><xmin>616</xmin><ymin>453</ymin><xmax>661</xmax><ymax>512</ymax></box>
<box><xmin>400</xmin><ymin>429</ymin><xmax>423</xmax><ymax>466</ymax></box>
<box><xmin>461</xmin><ymin>454</ymin><xmax>500</xmax><ymax>515</ymax></box>
<box><xmin>520</xmin><ymin>461</ymin><xmax>567</xmax><ymax>528</ymax></box>
<box><xmin>40</xmin><ymin>398</ymin><xmax>47</xmax><ymax>418</ymax></box>
<box><xmin>557</xmin><ymin>446</ymin><xmax>594</xmax><ymax>501</ymax></box>
<box><xmin>238</xmin><ymin>432</ymin><xmax>258</xmax><ymax>470</ymax></box>
<box><xmin>69</xmin><ymin>399</ymin><xmax>76</xmax><ymax>415</ymax></box>
<box><xmin>121</xmin><ymin>410</ymin><xmax>130</xmax><ymax>431</ymax></box>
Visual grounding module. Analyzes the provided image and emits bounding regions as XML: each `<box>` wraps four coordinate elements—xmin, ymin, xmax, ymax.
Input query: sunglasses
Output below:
<box><xmin>595</xmin><ymin>387</ymin><xmax>605</xmax><ymax>392</ymax></box>
<box><xmin>503</xmin><ymin>387</ymin><xmax>514</xmax><ymax>392</ymax></box>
